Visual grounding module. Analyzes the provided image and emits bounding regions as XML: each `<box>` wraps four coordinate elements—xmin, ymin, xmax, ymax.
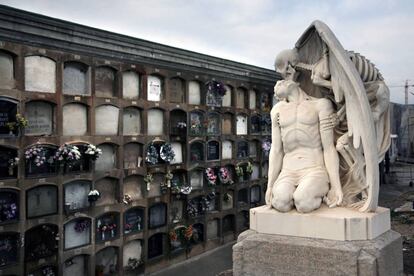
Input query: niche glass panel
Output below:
<box><xmin>207</xmin><ymin>140</ymin><xmax>220</xmax><ymax>161</ymax></box>
<box><xmin>222</xmin><ymin>215</ymin><xmax>235</xmax><ymax>233</ymax></box>
<box><xmin>188</xmin><ymin>81</ymin><xmax>201</xmax><ymax>105</ymax></box>
<box><xmin>0</xmin><ymin>146</ymin><xmax>17</xmax><ymax>179</ymax></box>
<box><xmin>147</xmin><ymin>75</ymin><xmax>162</xmax><ymax>101</ymax></box>
<box><xmin>95</xmin><ymin>247</ymin><xmax>118</xmax><ymax>274</ymax></box>
<box><xmin>251</xmin><ymin>163</ymin><xmax>260</xmax><ymax>180</ymax></box>
<box><xmin>0</xmin><ymin>232</ymin><xmax>18</xmax><ymax>267</ymax></box>
<box><xmin>261</xmin><ymin>92</ymin><xmax>272</xmax><ymax>112</ymax></box>
<box><xmin>207</xmin><ymin>219</ymin><xmax>219</xmax><ymax>240</ymax></box>
<box><xmin>25</xmin><ymin>224</ymin><xmax>58</xmax><ymax>261</ymax></box>
<box><xmin>123</xmin><ymin>240</ymin><xmax>143</xmax><ymax>269</ymax></box>
<box><xmin>96</xmin><ymin>213</ymin><xmax>119</xmax><ymax>242</ymax></box>
<box><xmin>95</xmin><ymin>144</ymin><xmax>116</xmax><ymax>172</ymax></box>
<box><xmin>25</xmin><ymin>101</ymin><xmax>54</xmax><ymax>136</ymax></box>
<box><xmin>148</xmin><ymin>233</ymin><xmax>164</xmax><ymax>259</ymax></box>
<box><xmin>0</xmin><ymin>98</ymin><xmax>17</xmax><ymax>136</ymax></box>
<box><xmin>124</xmin><ymin>208</ymin><xmax>144</xmax><ymax>234</ymax></box>
<box><xmin>123</xmin><ymin>175</ymin><xmax>143</xmax><ymax>201</ymax></box>
<box><xmin>123</xmin><ymin>107</ymin><xmax>141</xmax><ymax>135</ymax></box>
<box><xmin>207</xmin><ymin>113</ymin><xmax>220</xmax><ymax>136</ymax></box>
<box><xmin>249</xmin><ymin>141</ymin><xmax>258</xmax><ymax>157</ymax></box>
<box><xmin>147</xmin><ymin>109</ymin><xmax>164</xmax><ymax>135</ymax></box>
<box><xmin>148</xmin><ymin>203</ymin><xmax>167</xmax><ymax>229</ymax></box>
<box><xmin>169</xmin><ymin>77</ymin><xmax>185</xmax><ymax>103</ymax></box>
<box><xmin>26</xmin><ymin>185</ymin><xmax>58</xmax><ymax>218</ymax></box>
<box><xmin>190</xmin><ymin>141</ymin><xmax>204</xmax><ymax>162</ymax></box>
<box><xmin>261</xmin><ymin>114</ymin><xmax>271</xmax><ymax>134</ymax></box>
<box><xmin>189</xmin><ymin>170</ymin><xmax>203</xmax><ymax>190</ymax></box>
<box><xmin>192</xmin><ymin>223</ymin><xmax>204</xmax><ymax>244</ymax></box>
<box><xmin>170</xmin><ymin>142</ymin><xmax>183</xmax><ymax>164</ymax></box>
<box><xmin>237</xmin><ymin>211</ymin><xmax>249</xmax><ymax>231</ymax></box>
<box><xmin>63</xmin><ymin>61</ymin><xmax>89</xmax><ymax>95</ymax></box>
<box><xmin>237</xmin><ymin>141</ymin><xmax>249</xmax><ymax>159</ymax></box>
<box><xmin>122</xmin><ymin>71</ymin><xmax>139</xmax><ymax>99</ymax></box>
<box><xmin>95</xmin><ymin>178</ymin><xmax>118</xmax><ymax>206</ymax></box>
<box><xmin>63</xmin><ymin>103</ymin><xmax>87</xmax><ymax>136</ymax></box>
<box><xmin>238</xmin><ymin>189</ymin><xmax>249</xmax><ymax>206</ymax></box>
<box><xmin>222</xmin><ymin>191</ymin><xmax>234</xmax><ymax>210</ymax></box>
<box><xmin>170</xmin><ymin>109</ymin><xmax>187</xmax><ymax>137</ymax></box>
<box><xmin>0</xmin><ymin>189</ymin><xmax>19</xmax><ymax>223</ymax></box>
<box><xmin>236</xmin><ymin>114</ymin><xmax>248</xmax><ymax>135</ymax></box>
<box><xmin>236</xmin><ymin>88</ymin><xmax>247</xmax><ymax>109</ymax></box>
<box><xmin>64</xmin><ymin>180</ymin><xmax>91</xmax><ymax>213</ymax></box>
<box><xmin>222</xmin><ymin>140</ymin><xmax>232</xmax><ymax>160</ymax></box>
<box><xmin>0</xmin><ymin>51</ymin><xmax>14</xmax><ymax>89</ymax></box>
<box><xmin>250</xmin><ymin>115</ymin><xmax>261</xmax><ymax>135</ymax></box>
<box><xmin>170</xmin><ymin>200</ymin><xmax>184</xmax><ymax>223</ymax></box>
<box><xmin>250</xmin><ymin>185</ymin><xmax>261</xmax><ymax>206</ymax></box>
<box><xmin>95</xmin><ymin>105</ymin><xmax>119</xmax><ymax>136</ymax></box>
<box><xmin>249</xmin><ymin>90</ymin><xmax>257</xmax><ymax>109</ymax></box>
<box><xmin>123</xmin><ymin>143</ymin><xmax>143</xmax><ymax>169</ymax></box>
<box><xmin>95</xmin><ymin>66</ymin><xmax>115</xmax><ymax>97</ymax></box>
<box><xmin>189</xmin><ymin>111</ymin><xmax>204</xmax><ymax>136</ymax></box>
<box><xmin>24</xmin><ymin>56</ymin><xmax>56</xmax><ymax>93</ymax></box>
<box><xmin>64</xmin><ymin>218</ymin><xmax>91</xmax><ymax>249</ymax></box>
<box><xmin>221</xmin><ymin>113</ymin><xmax>233</xmax><ymax>135</ymax></box>
<box><xmin>222</xmin><ymin>85</ymin><xmax>232</xmax><ymax>107</ymax></box>
<box><xmin>206</xmin><ymin>89</ymin><xmax>222</xmax><ymax>107</ymax></box>
<box><xmin>262</xmin><ymin>162</ymin><xmax>269</xmax><ymax>178</ymax></box>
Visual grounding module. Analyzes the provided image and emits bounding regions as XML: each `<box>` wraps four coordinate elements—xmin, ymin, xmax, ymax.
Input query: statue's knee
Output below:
<box><xmin>293</xmin><ymin>190</ymin><xmax>321</xmax><ymax>213</ymax></box>
<box><xmin>272</xmin><ymin>186</ymin><xmax>293</xmax><ymax>212</ymax></box>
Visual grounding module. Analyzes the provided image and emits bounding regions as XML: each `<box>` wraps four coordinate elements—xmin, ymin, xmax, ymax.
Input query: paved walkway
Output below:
<box><xmin>151</xmin><ymin>242</ymin><xmax>234</xmax><ymax>276</ymax></box>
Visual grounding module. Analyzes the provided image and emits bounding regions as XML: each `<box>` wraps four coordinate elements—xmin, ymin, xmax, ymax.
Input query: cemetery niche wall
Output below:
<box><xmin>0</xmin><ymin>5</ymin><xmax>277</xmax><ymax>275</ymax></box>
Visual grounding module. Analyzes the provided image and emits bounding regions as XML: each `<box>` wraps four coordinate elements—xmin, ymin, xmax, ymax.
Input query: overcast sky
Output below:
<box><xmin>1</xmin><ymin>0</ymin><xmax>413</xmax><ymax>103</ymax></box>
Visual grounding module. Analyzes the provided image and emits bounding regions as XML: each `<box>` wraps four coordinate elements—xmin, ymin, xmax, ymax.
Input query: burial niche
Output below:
<box><xmin>95</xmin><ymin>105</ymin><xmax>119</xmax><ymax>136</ymax></box>
<box><xmin>122</xmin><ymin>71</ymin><xmax>140</xmax><ymax>99</ymax></box>
<box><xmin>25</xmin><ymin>224</ymin><xmax>58</xmax><ymax>261</ymax></box>
<box><xmin>147</xmin><ymin>108</ymin><xmax>164</xmax><ymax>135</ymax></box>
<box><xmin>251</xmin><ymin>163</ymin><xmax>260</xmax><ymax>180</ymax></box>
<box><xmin>262</xmin><ymin>162</ymin><xmax>269</xmax><ymax>178</ymax></box>
<box><xmin>63</xmin><ymin>61</ymin><xmax>90</xmax><ymax>95</ymax></box>
<box><xmin>147</xmin><ymin>75</ymin><xmax>162</xmax><ymax>101</ymax></box>
<box><xmin>148</xmin><ymin>173</ymin><xmax>163</xmax><ymax>198</ymax></box>
<box><xmin>25</xmin><ymin>101</ymin><xmax>54</xmax><ymax>136</ymax></box>
<box><xmin>0</xmin><ymin>98</ymin><xmax>17</xmax><ymax>136</ymax></box>
<box><xmin>124</xmin><ymin>208</ymin><xmax>144</xmax><ymax>234</ymax></box>
<box><xmin>250</xmin><ymin>185</ymin><xmax>261</xmax><ymax>207</ymax></box>
<box><xmin>190</xmin><ymin>141</ymin><xmax>204</xmax><ymax>162</ymax></box>
<box><xmin>96</xmin><ymin>213</ymin><xmax>120</xmax><ymax>242</ymax></box>
<box><xmin>64</xmin><ymin>217</ymin><xmax>91</xmax><ymax>250</ymax></box>
<box><xmin>95</xmin><ymin>246</ymin><xmax>118</xmax><ymax>275</ymax></box>
<box><xmin>261</xmin><ymin>114</ymin><xmax>271</xmax><ymax>134</ymax></box>
<box><xmin>25</xmin><ymin>145</ymin><xmax>58</xmax><ymax>176</ymax></box>
<box><xmin>189</xmin><ymin>169</ymin><xmax>203</xmax><ymax>190</ymax></box>
<box><xmin>123</xmin><ymin>175</ymin><xmax>143</xmax><ymax>201</ymax></box>
<box><xmin>206</xmin><ymin>219</ymin><xmax>219</xmax><ymax>240</ymax></box>
<box><xmin>123</xmin><ymin>107</ymin><xmax>142</xmax><ymax>136</ymax></box>
<box><xmin>94</xmin><ymin>143</ymin><xmax>116</xmax><ymax>172</ymax></box>
<box><xmin>65</xmin><ymin>144</ymin><xmax>91</xmax><ymax>173</ymax></box>
<box><xmin>206</xmin><ymin>87</ymin><xmax>222</xmax><ymax>107</ymax></box>
<box><xmin>29</xmin><ymin>265</ymin><xmax>57</xmax><ymax>276</ymax></box>
<box><xmin>169</xmin><ymin>199</ymin><xmax>184</xmax><ymax>223</ymax></box>
<box><xmin>222</xmin><ymin>85</ymin><xmax>232</xmax><ymax>107</ymax></box>
<box><xmin>170</xmin><ymin>109</ymin><xmax>187</xmax><ymax>137</ymax></box>
<box><xmin>221</xmin><ymin>113</ymin><xmax>233</xmax><ymax>135</ymax></box>
<box><xmin>0</xmin><ymin>50</ymin><xmax>15</xmax><ymax>89</ymax></box>
<box><xmin>261</xmin><ymin>92</ymin><xmax>272</xmax><ymax>112</ymax></box>
<box><xmin>236</xmin><ymin>87</ymin><xmax>247</xmax><ymax>109</ymax></box>
<box><xmin>24</xmin><ymin>56</ymin><xmax>56</xmax><ymax>93</ymax></box>
<box><xmin>95</xmin><ymin>177</ymin><xmax>118</xmax><ymax>206</ymax></box>
<box><xmin>189</xmin><ymin>110</ymin><xmax>205</xmax><ymax>136</ymax></box>
<box><xmin>249</xmin><ymin>89</ymin><xmax>257</xmax><ymax>110</ymax></box>
<box><xmin>26</xmin><ymin>185</ymin><xmax>57</xmax><ymax>218</ymax></box>
<box><xmin>169</xmin><ymin>77</ymin><xmax>185</xmax><ymax>103</ymax></box>
<box><xmin>0</xmin><ymin>189</ymin><xmax>19</xmax><ymax>224</ymax></box>
<box><xmin>63</xmin><ymin>103</ymin><xmax>87</xmax><ymax>136</ymax></box>
<box><xmin>148</xmin><ymin>203</ymin><xmax>167</xmax><ymax>229</ymax></box>
<box><xmin>237</xmin><ymin>210</ymin><xmax>249</xmax><ymax>232</ymax></box>
<box><xmin>250</xmin><ymin>114</ymin><xmax>261</xmax><ymax>135</ymax></box>
<box><xmin>123</xmin><ymin>240</ymin><xmax>143</xmax><ymax>272</ymax></box>
<box><xmin>222</xmin><ymin>190</ymin><xmax>234</xmax><ymax>210</ymax></box>
<box><xmin>222</xmin><ymin>140</ymin><xmax>233</xmax><ymax>160</ymax></box>
<box><xmin>0</xmin><ymin>146</ymin><xmax>17</xmax><ymax>179</ymax></box>
<box><xmin>148</xmin><ymin>233</ymin><xmax>165</xmax><ymax>259</ymax></box>
<box><xmin>188</xmin><ymin>80</ymin><xmax>201</xmax><ymax>105</ymax></box>
<box><xmin>0</xmin><ymin>232</ymin><xmax>19</xmax><ymax>267</ymax></box>
<box><xmin>170</xmin><ymin>142</ymin><xmax>183</xmax><ymax>164</ymax></box>
<box><xmin>123</xmin><ymin>143</ymin><xmax>143</xmax><ymax>169</ymax></box>
<box><xmin>207</xmin><ymin>140</ymin><xmax>220</xmax><ymax>161</ymax></box>
<box><xmin>63</xmin><ymin>255</ymin><xmax>89</xmax><ymax>276</ymax></box>
<box><xmin>236</xmin><ymin>114</ymin><xmax>248</xmax><ymax>135</ymax></box>
<box><xmin>192</xmin><ymin>223</ymin><xmax>204</xmax><ymax>244</ymax></box>
<box><xmin>64</xmin><ymin>180</ymin><xmax>91</xmax><ymax>213</ymax></box>
<box><xmin>169</xmin><ymin>225</ymin><xmax>186</xmax><ymax>252</ymax></box>
<box><xmin>95</xmin><ymin>66</ymin><xmax>116</xmax><ymax>98</ymax></box>
<box><xmin>207</xmin><ymin>112</ymin><xmax>220</xmax><ymax>136</ymax></box>
<box><xmin>249</xmin><ymin>140</ymin><xmax>258</xmax><ymax>157</ymax></box>
<box><xmin>238</xmin><ymin>188</ymin><xmax>249</xmax><ymax>207</ymax></box>
<box><xmin>222</xmin><ymin>214</ymin><xmax>235</xmax><ymax>234</ymax></box>
<box><xmin>237</xmin><ymin>140</ymin><xmax>249</xmax><ymax>159</ymax></box>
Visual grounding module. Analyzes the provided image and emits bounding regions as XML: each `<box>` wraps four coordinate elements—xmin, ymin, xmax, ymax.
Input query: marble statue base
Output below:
<box><xmin>233</xmin><ymin>229</ymin><xmax>403</xmax><ymax>276</ymax></box>
<box><xmin>250</xmin><ymin>205</ymin><xmax>391</xmax><ymax>241</ymax></box>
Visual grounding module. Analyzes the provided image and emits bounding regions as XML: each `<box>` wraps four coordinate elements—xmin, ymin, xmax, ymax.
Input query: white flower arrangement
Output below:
<box><xmin>87</xmin><ymin>189</ymin><xmax>100</xmax><ymax>202</ymax></box>
<box><xmin>25</xmin><ymin>144</ymin><xmax>47</xmax><ymax>167</ymax></box>
<box><xmin>54</xmin><ymin>144</ymin><xmax>81</xmax><ymax>166</ymax></box>
<box><xmin>85</xmin><ymin>144</ymin><xmax>103</xmax><ymax>161</ymax></box>
<box><xmin>8</xmin><ymin>157</ymin><xmax>19</xmax><ymax>168</ymax></box>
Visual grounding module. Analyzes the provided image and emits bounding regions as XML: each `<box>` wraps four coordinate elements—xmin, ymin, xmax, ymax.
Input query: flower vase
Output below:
<box><xmin>167</xmin><ymin>180</ymin><xmax>171</xmax><ymax>188</ymax></box>
<box><xmin>111</xmin><ymin>229</ymin><xmax>115</xmax><ymax>238</ymax></box>
<box><xmin>101</xmin><ymin>232</ymin><xmax>105</xmax><ymax>241</ymax></box>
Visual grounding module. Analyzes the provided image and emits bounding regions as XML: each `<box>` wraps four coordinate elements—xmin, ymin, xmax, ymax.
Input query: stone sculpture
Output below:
<box><xmin>265</xmin><ymin>20</ymin><xmax>390</xmax><ymax>213</ymax></box>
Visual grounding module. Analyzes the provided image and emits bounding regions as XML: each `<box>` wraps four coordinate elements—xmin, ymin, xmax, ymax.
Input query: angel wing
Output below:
<box><xmin>293</xmin><ymin>20</ymin><xmax>390</xmax><ymax>212</ymax></box>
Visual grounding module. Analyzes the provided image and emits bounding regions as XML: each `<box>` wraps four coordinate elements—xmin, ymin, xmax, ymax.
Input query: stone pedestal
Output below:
<box><xmin>233</xmin><ymin>229</ymin><xmax>403</xmax><ymax>276</ymax></box>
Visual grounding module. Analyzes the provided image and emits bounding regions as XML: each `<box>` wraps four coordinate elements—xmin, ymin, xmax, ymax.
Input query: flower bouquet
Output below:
<box><xmin>262</xmin><ymin>139</ymin><xmax>271</xmax><ymax>155</ymax></box>
<box><xmin>1</xmin><ymin>202</ymin><xmax>17</xmax><ymax>222</ymax></box>
<box><xmin>74</xmin><ymin>219</ymin><xmax>90</xmax><ymax>233</ymax></box>
<box><xmin>126</xmin><ymin>257</ymin><xmax>142</xmax><ymax>271</ymax></box>
<box><xmin>6</xmin><ymin>113</ymin><xmax>28</xmax><ymax>135</ymax></box>
<box><xmin>25</xmin><ymin>144</ymin><xmax>47</xmax><ymax>167</ymax></box>
<box><xmin>144</xmin><ymin>173</ymin><xmax>153</xmax><ymax>191</ymax></box>
<box><xmin>219</xmin><ymin>167</ymin><xmax>233</xmax><ymax>185</ymax></box>
<box><xmin>85</xmin><ymin>143</ymin><xmax>102</xmax><ymax>161</ymax></box>
<box><xmin>205</xmin><ymin>168</ymin><xmax>217</xmax><ymax>186</ymax></box>
<box><xmin>54</xmin><ymin>143</ymin><xmax>81</xmax><ymax>168</ymax></box>
<box><xmin>87</xmin><ymin>189</ymin><xmax>100</xmax><ymax>202</ymax></box>
<box><xmin>246</xmin><ymin>162</ymin><xmax>254</xmax><ymax>176</ymax></box>
<box><xmin>145</xmin><ymin>143</ymin><xmax>158</xmax><ymax>165</ymax></box>
<box><xmin>160</xmin><ymin>143</ymin><xmax>175</xmax><ymax>163</ymax></box>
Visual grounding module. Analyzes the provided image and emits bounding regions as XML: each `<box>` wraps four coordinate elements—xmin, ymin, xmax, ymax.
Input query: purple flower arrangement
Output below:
<box><xmin>0</xmin><ymin>202</ymin><xmax>17</xmax><ymax>221</ymax></box>
<box><xmin>54</xmin><ymin>143</ymin><xmax>81</xmax><ymax>167</ymax></box>
<box><xmin>262</xmin><ymin>140</ymin><xmax>272</xmax><ymax>153</ymax></box>
<box><xmin>74</xmin><ymin>219</ymin><xmax>90</xmax><ymax>233</ymax></box>
<box><xmin>25</xmin><ymin>144</ymin><xmax>47</xmax><ymax>167</ymax></box>
<box><xmin>205</xmin><ymin>168</ymin><xmax>217</xmax><ymax>185</ymax></box>
<box><xmin>206</xmin><ymin>80</ymin><xmax>226</xmax><ymax>97</ymax></box>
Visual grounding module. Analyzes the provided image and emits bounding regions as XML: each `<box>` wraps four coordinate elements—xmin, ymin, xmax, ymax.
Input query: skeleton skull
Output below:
<box><xmin>274</xmin><ymin>48</ymin><xmax>299</xmax><ymax>80</ymax></box>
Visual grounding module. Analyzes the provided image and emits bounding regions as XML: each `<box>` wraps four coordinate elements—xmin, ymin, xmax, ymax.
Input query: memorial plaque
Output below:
<box><xmin>0</xmin><ymin>146</ymin><xmax>17</xmax><ymax>178</ymax></box>
<box><xmin>236</xmin><ymin>115</ymin><xmax>247</xmax><ymax>135</ymax></box>
<box><xmin>0</xmin><ymin>99</ymin><xmax>16</xmax><ymax>136</ymax></box>
<box><xmin>62</xmin><ymin>255</ymin><xmax>88</xmax><ymax>276</ymax></box>
<box><xmin>25</xmin><ymin>56</ymin><xmax>56</xmax><ymax>93</ymax></box>
<box><xmin>148</xmin><ymin>233</ymin><xmax>164</xmax><ymax>259</ymax></box>
<box><xmin>170</xmin><ymin>77</ymin><xmax>184</xmax><ymax>103</ymax></box>
<box><xmin>190</xmin><ymin>142</ymin><xmax>204</xmax><ymax>162</ymax></box>
<box><xmin>222</xmin><ymin>85</ymin><xmax>232</xmax><ymax>107</ymax></box>
<box><xmin>188</xmin><ymin>81</ymin><xmax>201</xmax><ymax>105</ymax></box>
<box><xmin>96</xmin><ymin>213</ymin><xmax>119</xmax><ymax>242</ymax></box>
<box><xmin>25</xmin><ymin>101</ymin><xmax>53</xmax><ymax>136</ymax></box>
<box><xmin>122</xmin><ymin>71</ymin><xmax>139</xmax><ymax>99</ymax></box>
<box><xmin>64</xmin><ymin>218</ymin><xmax>91</xmax><ymax>249</ymax></box>
<box><xmin>63</xmin><ymin>61</ymin><xmax>89</xmax><ymax>95</ymax></box>
<box><xmin>221</xmin><ymin>113</ymin><xmax>233</xmax><ymax>135</ymax></box>
<box><xmin>249</xmin><ymin>89</ymin><xmax>257</xmax><ymax>109</ymax></box>
<box><xmin>170</xmin><ymin>142</ymin><xmax>183</xmax><ymax>164</ymax></box>
<box><xmin>124</xmin><ymin>208</ymin><xmax>144</xmax><ymax>234</ymax></box>
<box><xmin>190</xmin><ymin>170</ymin><xmax>203</xmax><ymax>190</ymax></box>
<box><xmin>206</xmin><ymin>219</ymin><xmax>219</xmax><ymax>240</ymax></box>
<box><xmin>63</xmin><ymin>103</ymin><xmax>87</xmax><ymax>136</ymax></box>
<box><xmin>95</xmin><ymin>177</ymin><xmax>118</xmax><ymax>206</ymax></box>
<box><xmin>95</xmin><ymin>105</ymin><xmax>119</xmax><ymax>135</ymax></box>
<box><xmin>123</xmin><ymin>107</ymin><xmax>141</xmax><ymax>135</ymax></box>
<box><xmin>95</xmin><ymin>144</ymin><xmax>116</xmax><ymax>172</ymax></box>
<box><xmin>236</xmin><ymin>88</ymin><xmax>247</xmax><ymax>109</ymax></box>
<box><xmin>123</xmin><ymin>143</ymin><xmax>143</xmax><ymax>169</ymax></box>
<box><xmin>123</xmin><ymin>240</ymin><xmax>143</xmax><ymax>267</ymax></box>
<box><xmin>148</xmin><ymin>203</ymin><xmax>166</xmax><ymax>229</ymax></box>
<box><xmin>147</xmin><ymin>109</ymin><xmax>164</xmax><ymax>135</ymax></box>
<box><xmin>26</xmin><ymin>185</ymin><xmax>58</xmax><ymax>218</ymax></box>
<box><xmin>95</xmin><ymin>246</ymin><xmax>118</xmax><ymax>274</ymax></box>
<box><xmin>64</xmin><ymin>180</ymin><xmax>91</xmax><ymax>212</ymax></box>
<box><xmin>222</xmin><ymin>215</ymin><xmax>235</xmax><ymax>233</ymax></box>
<box><xmin>0</xmin><ymin>189</ymin><xmax>19</xmax><ymax>223</ymax></box>
<box><xmin>95</xmin><ymin>66</ymin><xmax>115</xmax><ymax>98</ymax></box>
<box><xmin>222</xmin><ymin>140</ymin><xmax>232</xmax><ymax>160</ymax></box>
<box><xmin>147</xmin><ymin>75</ymin><xmax>162</xmax><ymax>101</ymax></box>
<box><xmin>207</xmin><ymin>113</ymin><xmax>220</xmax><ymax>136</ymax></box>
<box><xmin>123</xmin><ymin>175</ymin><xmax>143</xmax><ymax>201</ymax></box>
<box><xmin>0</xmin><ymin>232</ymin><xmax>18</xmax><ymax>267</ymax></box>
<box><xmin>237</xmin><ymin>141</ymin><xmax>249</xmax><ymax>159</ymax></box>
<box><xmin>0</xmin><ymin>51</ymin><xmax>14</xmax><ymax>89</ymax></box>
<box><xmin>207</xmin><ymin>141</ymin><xmax>219</xmax><ymax>161</ymax></box>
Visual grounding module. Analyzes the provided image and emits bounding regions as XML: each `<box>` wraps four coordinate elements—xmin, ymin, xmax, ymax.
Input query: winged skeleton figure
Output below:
<box><xmin>273</xmin><ymin>21</ymin><xmax>390</xmax><ymax>212</ymax></box>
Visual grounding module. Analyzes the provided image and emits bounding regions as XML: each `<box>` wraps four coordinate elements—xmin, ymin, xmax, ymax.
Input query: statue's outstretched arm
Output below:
<box><xmin>265</xmin><ymin>105</ymin><xmax>283</xmax><ymax>205</ymax></box>
<box><xmin>318</xmin><ymin>98</ymin><xmax>343</xmax><ymax>207</ymax></box>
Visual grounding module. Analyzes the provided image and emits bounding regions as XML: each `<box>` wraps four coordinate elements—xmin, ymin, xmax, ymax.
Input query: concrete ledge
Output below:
<box><xmin>250</xmin><ymin>205</ymin><xmax>391</xmax><ymax>241</ymax></box>
<box><xmin>233</xmin><ymin>229</ymin><xmax>403</xmax><ymax>276</ymax></box>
